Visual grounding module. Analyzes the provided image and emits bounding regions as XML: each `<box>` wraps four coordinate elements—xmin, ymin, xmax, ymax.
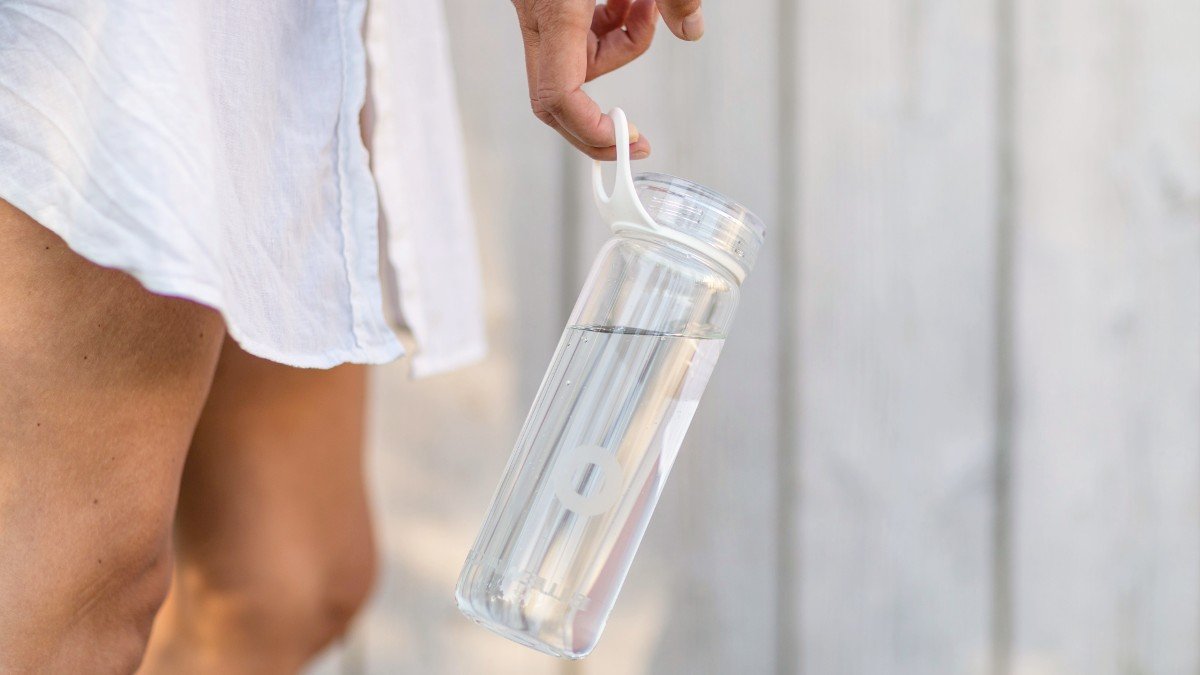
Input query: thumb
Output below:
<box><xmin>655</xmin><ymin>0</ymin><xmax>704</xmax><ymax>41</ymax></box>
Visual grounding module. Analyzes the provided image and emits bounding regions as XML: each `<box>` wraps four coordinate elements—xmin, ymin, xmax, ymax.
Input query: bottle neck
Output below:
<box><xmin>611</xmin><ymin>221</ymin><xmax>746</xmax><ymax>286</ymax></box>
<box><xmin>632</xmin><ymin>173</ymin><xmax>765</xmax><ymax>282</ymax></box>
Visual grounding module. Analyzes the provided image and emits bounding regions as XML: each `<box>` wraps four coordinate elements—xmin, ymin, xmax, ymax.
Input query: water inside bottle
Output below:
<box><xmin>456</xmin><ymin>324</ymin><xmax>724</xmax><ymax>658</ymax></box>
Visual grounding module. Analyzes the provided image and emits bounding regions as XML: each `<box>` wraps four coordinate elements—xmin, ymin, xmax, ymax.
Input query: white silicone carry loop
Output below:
<box><xmin>592</xmin><ymin>108</ymin><xmax>747</xmax><ymax>284</ymax></box>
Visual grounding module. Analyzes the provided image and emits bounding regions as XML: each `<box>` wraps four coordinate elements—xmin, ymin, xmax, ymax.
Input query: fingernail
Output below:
<box><xmin>628</xmin><ymin>121</ymin><xmax>640</xmax><ymax>142</ymax></box>
<box><xmin>632</xmin><ymin>148</ymin><xmax>650</xmax><ymax>160</ymax></box>
<box><xmin>681</xmin><ymin>9</ymin><xmax>705</xmax><ymax>40</ymax></box>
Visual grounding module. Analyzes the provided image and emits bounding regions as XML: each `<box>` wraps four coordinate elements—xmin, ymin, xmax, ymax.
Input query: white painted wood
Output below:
<box><xmin>305</xmin><ymin>640</ymin><xmax>344</xmax><ymax>675</ymax></box>
<box><xmin>791</xmin><ymin>0</ymin><xmax>1000</xmax><ymax>672</ymax></box>
<box><xmin>341</xmin><ymin>0</ymin><xmax>1200</xmax><ymax>673</ymax></box>
<box><xmin>347</xmin><ymin>0</ymin><xmax>567</xmax><ymax>673</ymax></box>
<box><xmin>563</xmin><ymin>3</ymin><xmax>784</xmax><ymax>672</ymax></box>
<box><xmin>1009</xmin><ymin>0</ymin><xmax>1200</xmax><ymax>671</ymax></box>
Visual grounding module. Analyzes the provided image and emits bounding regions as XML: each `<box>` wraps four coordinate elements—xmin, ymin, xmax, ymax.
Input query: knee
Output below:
<box><xmin>2</xmin><ymin>525</ymin><xmax>174</xmax><ymax>673</ymax></box>
<box><xmin>99</xmin><ymin>541</ymin><xmax>176</xmax><ymax>672</ymax></box>
<box><xmin>306</xmin><ymin>545</ymin><xmax>379</xmax><ymax>643</ymax></box>
<box><xmin>75</xmin><ymin>519</ymin><xmax>177</xmax><ymax>672</ymax></box>
<box><xmin>245</xmin><ymin>542</ymin><xmax>377</xmax><ymax>652</ymax></box>
<box><xmin>181</xmin><ymin>533</ymin><xmax>378</xmax><ymax>656</ymax></box>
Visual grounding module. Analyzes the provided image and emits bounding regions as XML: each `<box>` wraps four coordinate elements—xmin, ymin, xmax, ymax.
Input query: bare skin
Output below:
<box><xmin>139</xmin><ymin>341</ymin><xmax>374</xmax><ymax>674</ymax></box>
<box><xmin>0</xmin><ymin>198</ymin><xmax>373</xmax><ymax>674</ymax></box>
<box><xmin>512</xmin><ymin>0</ymin><xmax>705</xmax><ymax>159</ymax></box>
<box><xmin>0</xmin><ymin>200</ymin><xmax>225</xmax><ymax>672</ymax></box>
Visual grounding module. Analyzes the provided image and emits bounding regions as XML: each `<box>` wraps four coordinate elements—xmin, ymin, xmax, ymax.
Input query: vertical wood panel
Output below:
<box><xmin>564</xmin><ymin>2</ymin><xmax>784</xmax><ymax>672</ymax></box>
<box><xmin>306</xmin><ymin>640</ymin><xmax>344</xmax><ymax>675</ymax></box>
<box><xmin>333</xmin><ymin>0</ymin><xmax>1200</xmax><ymax>673</ymax></box>
<box><xmin>791</xmin><ymin>0</ymin><xmax>1000</xmax><ymax>672</ymax></box>
<box><xmin>1009</xmin><ymin>0</ymin><xmax>1200</xmax><ymax>670</ymax></box>
<box><xmin>348</xmin><ymin>0</ymin><xmax>567</xmax><ymax>673</ymax></box>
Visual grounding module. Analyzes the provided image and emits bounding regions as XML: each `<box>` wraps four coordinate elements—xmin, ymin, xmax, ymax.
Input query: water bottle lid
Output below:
<box><xmin>592</xmin><ymin>108</ymin><xmax>765</xmax><ymax>283</ymax></box>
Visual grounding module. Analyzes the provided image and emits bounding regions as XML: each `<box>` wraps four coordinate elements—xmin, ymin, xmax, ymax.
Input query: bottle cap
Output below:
<box><xmin>592</xmin><ymin>107</ymin><xmax>765</xmax><ymax>283</ymax></box>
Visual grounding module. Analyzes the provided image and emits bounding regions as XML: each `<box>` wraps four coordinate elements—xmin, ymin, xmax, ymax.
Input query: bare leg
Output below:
<box><xmin>140</xmin><ymin>338</ymin><xmax>376</xmax><ymax>674</ymax></box>
<box><xmin>0</xmin><ymin>201</ymin><xmax>225</xmax><ymax>673</ymax></box>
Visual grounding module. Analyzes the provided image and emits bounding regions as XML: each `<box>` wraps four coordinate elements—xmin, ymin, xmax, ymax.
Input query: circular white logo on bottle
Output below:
<box><xmin>552</xmin><ymin>445</ymin><xmax>623</xmax><ymax>516</ymax></box>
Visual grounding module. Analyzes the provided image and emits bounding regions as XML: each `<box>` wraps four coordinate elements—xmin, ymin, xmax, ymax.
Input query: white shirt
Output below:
<box><xmin>0</xmin><ymin>0</ymin><xmax>486</xmax><ymax>375</ymax></box>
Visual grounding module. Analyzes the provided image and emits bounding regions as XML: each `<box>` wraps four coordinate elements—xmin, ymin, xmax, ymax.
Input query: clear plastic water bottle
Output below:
<box><xmin>455</xmin><ymin>109</ymin><xmax>765</xmax><ymax>659</ymax></box>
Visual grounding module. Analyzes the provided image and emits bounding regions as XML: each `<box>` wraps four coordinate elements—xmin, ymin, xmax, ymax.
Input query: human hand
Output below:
<box><xmin>512</xmin><ymin>0</ymin><xmax>704</xmax><ymax>160</ymax></box>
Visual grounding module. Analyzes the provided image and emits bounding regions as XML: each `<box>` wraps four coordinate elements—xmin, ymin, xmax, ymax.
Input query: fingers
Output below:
<box><xmin>537</xmin><ymin>89</ymin><xmax>653</xmax><ymax>160</ymax></box>
<box><xmin>515</xmin><ymin>0</ymin><xmax>653</xmax><ymax>160</ymax></box>
<box><xmin>591</xmin><ymin>0</ymin><xmax>633</xmax><ymax>34</ymax></box>
<box><xmin>534</xmin><ymin>12</ymin><xmax>619</xmax><ymax>150</ymax></box>
<box><xmin>655</xmin><ymin>0</ymin><xmax>704</xmax><ymax>41</ymax></box>
<box><xmin>543</xmin><ymin>115</ymin><xmax>652</xmax><ymax>161</ymax></box>
<box><xmin>587</xmin><ymin>0</ymin><xmax>658</xmax><ymax>80</ymax></box>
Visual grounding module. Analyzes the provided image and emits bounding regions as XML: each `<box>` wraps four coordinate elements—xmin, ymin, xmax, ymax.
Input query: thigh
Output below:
<box><xmin>169</xmin><ymin>337</ymin><xmax>374</xmax><ymax>605</ymax></box>
<box><xmin>0</xmin><ymin>200</ymin><xmax>225</xmax><ymax>669</ymax></box>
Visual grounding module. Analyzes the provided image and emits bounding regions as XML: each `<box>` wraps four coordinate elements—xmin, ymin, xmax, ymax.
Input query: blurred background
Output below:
<box><xmin>313</xmin><ymin>0</ymin><xmax>1200</xmax><ymax>673</ymax></box>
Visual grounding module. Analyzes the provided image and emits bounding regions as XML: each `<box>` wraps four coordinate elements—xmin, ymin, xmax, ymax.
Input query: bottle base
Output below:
<box><xmin>456</xmin><ymin>598</ymin><xmax>592</xmax><ymax>660</ymax></box>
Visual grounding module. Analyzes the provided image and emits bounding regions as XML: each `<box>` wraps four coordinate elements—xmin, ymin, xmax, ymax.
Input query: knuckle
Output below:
<box><xmin>529</xmin><ymin>99</ymin><xmax>555</xmax><ymax>126</ymax></box>
<box><xmin>536</xmin><ymin>88</ymin><xmax>568</xmax><ymax>115</ymax></box>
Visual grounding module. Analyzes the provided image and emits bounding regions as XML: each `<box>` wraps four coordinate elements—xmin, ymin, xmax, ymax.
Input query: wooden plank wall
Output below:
<box><xmin>322</xmin><ymin>0</ymin><xmax>1200</xmax><ymax>673</ymax></box>
<box><xmin>791</xmin><ymin>0</ymin><xmax>999</xmax><ymax>673</ymax></box>
<box><xmin>1009</xmin><ymin>0</ymin><xmax>1200</xmax><ymax>672</ymax></box>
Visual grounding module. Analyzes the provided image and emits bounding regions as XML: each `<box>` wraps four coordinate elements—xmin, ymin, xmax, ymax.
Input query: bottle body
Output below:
<box><xmin>456</xmin><ymin>235</ymin><xmax>739</xmax><ymax>658</ymax></box>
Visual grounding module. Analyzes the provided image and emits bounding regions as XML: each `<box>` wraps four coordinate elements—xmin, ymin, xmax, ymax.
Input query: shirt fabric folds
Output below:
<box><xmin>0</xmin><ymin>0</ymin><xmax>486</xmax><ymax>375</ymax></box>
